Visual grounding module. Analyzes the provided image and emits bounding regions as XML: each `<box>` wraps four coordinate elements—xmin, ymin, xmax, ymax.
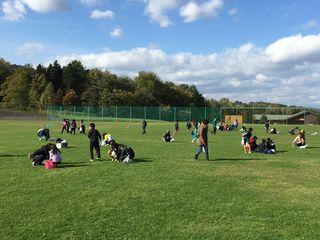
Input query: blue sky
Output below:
<box><xmin>1</xmin><ymin>0</ymin><xmax>320</xmax><ymax>106</ymax></box>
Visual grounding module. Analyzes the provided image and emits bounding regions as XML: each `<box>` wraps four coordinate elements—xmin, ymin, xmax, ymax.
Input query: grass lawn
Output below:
<box><xmin>1</xmin><ymin>120</ymin><xmax>320</xmax><ymax>239</ymax></box>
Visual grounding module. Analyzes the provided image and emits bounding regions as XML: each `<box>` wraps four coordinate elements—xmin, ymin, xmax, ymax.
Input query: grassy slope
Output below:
<box><xmin>0</xmin><ymin>120</ymin><xmax>320</xmax><ymax>239</ymax></box>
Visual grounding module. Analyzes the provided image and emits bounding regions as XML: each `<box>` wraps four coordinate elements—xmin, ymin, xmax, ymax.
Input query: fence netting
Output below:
<box><xmin>47</xmin><ymin>105</ymin><xmax>319</xmax><ymax>124</ymax></box>
<box><xmin>47</xmin><ymin>105</ymin><xmax>221</xmax><ymax>122</ymax></box>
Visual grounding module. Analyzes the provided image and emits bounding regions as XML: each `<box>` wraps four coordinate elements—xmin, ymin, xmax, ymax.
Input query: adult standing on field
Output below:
<box><xmin>194</xmin><ymin>119</ymin><xmax>209</xmax><ymax>161</ymax></box>
<box><xmin>265</xmin><ymin>121</ymin><xmax>270</xmax><ymax>134</ymax></box>
<box><xmin>88</xmin><ymin>123</ymin><xmax>101</xmax><ymax>161</ymax></box>
<box><xmin>142</xmin><ymin>118</ymin><xmax>147</xmax><ymax>134</ymax></box>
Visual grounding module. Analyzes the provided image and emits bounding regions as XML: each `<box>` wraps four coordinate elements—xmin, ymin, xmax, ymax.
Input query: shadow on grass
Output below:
<box><xmin>132</xmin><ymin>158</ymin><xmax>153</xmax><ymax>164</ymax></box>
<box><xmin>307</xmin><ymin>146</ymin><xmax>320</xmax><ymax>149</ymax></box>
<box><xmin>214</xmin><ymin>157</ymin><xmax>266</xmax><ymax>161</ymax></box>
<box><xmin>0</xmin><ymin>154</ymin><xmax>26</xmax><ymax>157</ymax></box>
<box><xmin>276</xmin><ymin>150</ymin><xmax>288</xmax><ymax>153</ymax></box>
<box><xmin>57</xmin><ymin>164</ymin><xmax>89</xmax><ymax>168</ymax></box>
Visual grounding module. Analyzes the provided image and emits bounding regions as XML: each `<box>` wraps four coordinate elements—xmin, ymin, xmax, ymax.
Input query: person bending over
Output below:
<box><xmin>37</xmin><ymin>128</ymin><xmax>50</xmax><ymax>141</ymax></box>
<box><xmin>108</xmin><ymin>140</ymin><xmax>135</xmax><ymax>163</ymax></box>
<box><xmin>162</xmin><ymin>130</ymin><xmax>174</xmax><ymax>143</ymax></box>
<box><xmin>28</xmin><ymin>143</ymin><xmax>52</xmax><ymax>166</ymax></box>
<box><xmin>102</xmin><ymin>132</ymin><xmax>114</xmax><ymax>146</ymax></box>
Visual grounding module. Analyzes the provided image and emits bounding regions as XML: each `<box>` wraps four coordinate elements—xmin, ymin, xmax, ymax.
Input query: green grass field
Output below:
<box><xmin>1</xmin><ymin>120</ymin><xmax>320</xmax><ymax>239</ymax></box>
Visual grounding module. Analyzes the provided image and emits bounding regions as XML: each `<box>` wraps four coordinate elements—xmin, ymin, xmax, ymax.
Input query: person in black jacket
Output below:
<box><xmin>88</xmin><ymin>123</ymin><xmax>101</xmax><ymax>161</ymax></box>
<box><xmin>28</xmin><ymin>143</ymin><xmax>52</xmax><ymax>166</ymax></box>
<box><xmin>142</xmin><ymin>118</ymin><xmax>147</xmax><ymax>134</ymax></box>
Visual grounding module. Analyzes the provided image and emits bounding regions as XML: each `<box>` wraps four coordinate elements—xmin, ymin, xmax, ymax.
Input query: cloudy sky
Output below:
<box><xmin>1</xmin><ymin>0</ymin><xmax>320</xmax><ymax>106</ymax></box>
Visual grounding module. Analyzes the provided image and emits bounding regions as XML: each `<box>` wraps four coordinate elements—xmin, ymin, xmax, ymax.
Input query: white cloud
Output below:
<box><xmin>110</xmin><ymin>28</ymin><xmax>123</xmax><ymax>38</ymax></box>
<box><xmin>301</xmin><ymin>19</ymin><xmax>318</xmax><ymax>29</ymax></box>
<box><xmin>21</xmin><ymin>0</ymin><xmax>68</xmax><ymax>13</ymax></box>
<box><xmin>15</xmin><ymin>42</ymin><xmax>44</xmax><ymax>55</ymax></box>
<box><xmin>228</xmin><ymin>7</ymin><xmax>237</xmax><ymax>16</ymax></box>
<box><xmin>80</xmin><ymin>0</ymin><xmax>100</xmax><ymax>6</ymax></box>
<box><xmin>143</xmin><ymin>0</ymin><xmax>224</xmax><ymax>27</ymax></box>
<box><xmin>90</xmin><ymin>9</ymin><xmax>114</xmax><ymax>19</ymax></box>
<box><xmin>144</xmin><ymin>0</ymin><xmax>180</xmax><ymax>27</ymax></box>
<box><xmin>180</xmin><ymin>0</ymin><xmax>224</xmax><ymax>22</ymax></box>
<box><xmin>1</xmin><ymin>0</ymin><xmax>67</xmax><ymax>21</ymax></box>
<box><xmin>51</xmin><ymin>33</ymin><xmax>320</xmax><ymax>106</ymax></box>
<box><xmin>265</xmin><ymin>34</ymin><xmax>320</xmax><ymax>63</ymax></box>
<box><xmin>1</xmin><ymin>0</ymin><xmax>26</xmax><ymax>21</ymax></box>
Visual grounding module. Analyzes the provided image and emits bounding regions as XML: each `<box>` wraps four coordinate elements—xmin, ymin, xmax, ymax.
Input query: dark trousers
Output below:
<box><xmin>142</xmin><ymin>127</ymin><xmax>146</xmax><ymax>134</ymax></box>
<box><xmin>194</xmin><ymin>145</ymin><xmax>209</xmax><ymax>160</ymax></box>
<box><xmin>30</xmin><ymin>154</ymin><xmax>47</xmax><ymax>165</ymax></box>
<box><xmin>211</xmin><ymin>127</ymin><xmax>217</xmax><ymax>135</ymax></box>
<box><xmin>70</xmin><ymin>128</ymin><xmax>76</xmax><ymax>135</ymax></box>
<box><xmin>61</xmin><ymin>127</ymin><xmax>66</xmax><ymax>134</ymax></box>
<box><xmin>90</xmin><ymin>142</ymin><xmax>101</xmax><ymax>159</ymax></box>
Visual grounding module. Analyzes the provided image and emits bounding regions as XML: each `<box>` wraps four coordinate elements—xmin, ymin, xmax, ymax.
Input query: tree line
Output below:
<box><xmin>0</xmin><ymin>57</ymin><xmax>308</xmax><ymax>114</ymax></box>
<box><xmin>0</xmin><ymin>58</ymin><xmax>206</xmax><ymax>111</ymax></box>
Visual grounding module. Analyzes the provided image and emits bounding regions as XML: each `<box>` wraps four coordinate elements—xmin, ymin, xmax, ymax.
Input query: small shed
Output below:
<box><xmin>287</xmin><ymin>111</ymin><xmax>320</xmax><ymax>125</ymax></box>
<box><xmin>253</xmin><ymin>111</ymin><xmax>320</xmax><ymax>125</ymax></box>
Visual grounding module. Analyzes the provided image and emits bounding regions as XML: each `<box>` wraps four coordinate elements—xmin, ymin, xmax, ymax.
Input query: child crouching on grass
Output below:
<box><xmin>88</xmin><ymin>123</ymin><xmax>101</xmax><ymax>161</ymax></box>
<box><xmin>108</xmin><ymin>140</ymin><xmax>135</xmax><ymax>163</ymax></box>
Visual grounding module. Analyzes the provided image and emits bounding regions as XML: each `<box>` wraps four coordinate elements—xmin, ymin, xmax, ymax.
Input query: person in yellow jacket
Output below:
<box><xmin>101</xmin><ymin>132</ymin><xmax>114</xmax><ymax>146</ymax></box>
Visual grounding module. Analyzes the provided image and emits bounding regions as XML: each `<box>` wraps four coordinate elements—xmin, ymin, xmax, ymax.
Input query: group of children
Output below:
<box><xmin>29</xmin><ymin>116</ymin><xmax>313</xmax><ymax>167</ymax></box>
<box><xmin>29</xmin><ymin>120</ymin><xmax>136</xmax><ymax>167</ymax></box>
<box><xmin>61</xmin><ymin>119</ymin><xmax>86</xmax><ymax>135</ymax></box>
<box><xmin>241</xmin><ymin>125</ymin><xmax>309</xmax><ymax>154</ymax></box>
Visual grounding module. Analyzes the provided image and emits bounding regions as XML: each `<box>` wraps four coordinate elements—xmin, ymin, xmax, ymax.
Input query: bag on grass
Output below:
<box><xmin>44</xmin><ymin>160</ymin><xmax>56</xmax><ymax>170</ymax></box>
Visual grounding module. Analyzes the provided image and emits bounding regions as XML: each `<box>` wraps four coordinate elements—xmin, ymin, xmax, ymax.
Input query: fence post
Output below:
<box><xmin>285</xmin><ymin>108</ymin><xmax>288</xmax><ymax>125</ymax></box>
<box><xmin>204</xmin><ymin>106</ymin><xmax>207</xmax><ymax>119</ymax></box>
<box><xmin>159</xmin><ymin>106</ymin><xmax>161</xmax><ymax>121</ymax></box>
<box><xmin>144</xmin><ymin>106</ymin><xmax>147</xmax><ymax>119</ymax></box>
<box><xmin>87</xmin><ymin>106</ymin><xmax>90</xmax><ymax>121</ymax></box>
<box><xmin>189</xmin><ymin>107</ymin><xmax>192</xmax><ymax>121</ymax></box>
<box><xmin>73</xmin><ymin>106</ymin><xmax>75</xmax><ymax>119</ymax></box>
<box><xmin>174</xmin><ymin>107</ymin><xmax>176</xmax><ymax>122</ymax></box>
<box><xmin>130</xmin><ymin>107</ymin><xmax>132</xmax><ymax>122</ymax></box>
<box><xmin>304</xmin><ymin>108</ymin><xmax>306</xmax><ymax>125</ymax></box>
<box><xmin>252</xmin><ymin>104</ymin><xmax>255</xmax><ymax>124</ymax></box>
<box><xmin>59</xmin><ymin>105</ymin><xmax>62</xmax><ymax>121</ymax></box>
<box><xmin>102</xmin><ymin>106</ymin><xmax>104</xmax><ymax>120</ymax></box>
<box><xmin>115</xmin><ymin>106</ymin><xmax>118</xmax><ymax>121</ymax></box>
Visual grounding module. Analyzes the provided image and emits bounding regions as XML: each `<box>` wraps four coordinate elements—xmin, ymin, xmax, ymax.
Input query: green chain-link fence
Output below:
<box><xmin>47</xmin><ymin>105</ymin><xmax>319</xmax><ymax>124</ymax></box>
<box><xmin>47</xmin><ymin>105</ymin><xmax>221</xmax><ymax>122</ymax></box>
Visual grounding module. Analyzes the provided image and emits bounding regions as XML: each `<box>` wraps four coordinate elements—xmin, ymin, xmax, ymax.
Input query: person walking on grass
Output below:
<box><xmin>88</xmin><ymin>123</ymin><xmax>101</xmax><ymax>162</ymax></box>
<box><xmin>211</xmin><ymin>118</ymin><xmax>217</xmax><ymax>135</ymax></box>
<box><xmin>194</xmin><ymin>119</ymin><xmax>209</xmax><ymax>161</ymax></box>
<box><xmin>173</xmin><ymin>121</ymin><xmax>180</xmax><ymax>136</ymax></box>
<box><xmin>142</xmin><ymin>118</ymin><xmax>147</xmax><ymax>134</ymax></box>
<box><xmin>70</xmin><ymin>119</ymin><xmax>77</xmax><ymax>135</ymax></box>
